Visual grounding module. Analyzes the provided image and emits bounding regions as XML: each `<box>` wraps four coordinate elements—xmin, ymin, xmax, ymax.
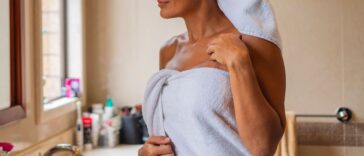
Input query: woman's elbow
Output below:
<box><xmin>247</xmin><ymin>132</ymin><xmax>283</xmax><ymax>156</ymax></box>
<box><xmin>267</xmin><ymin>125</ymin><xmax>285</xmax><ymax>155</ymax></box>
<box><xmin>258</xmin><ymin>123</ymin><xmax>285</xmax><ymax>155</ymax></box>
<box><xmin>252</xmin><ymin>136</ymin><xmax>281</xmax><ymax>156</ymax></box>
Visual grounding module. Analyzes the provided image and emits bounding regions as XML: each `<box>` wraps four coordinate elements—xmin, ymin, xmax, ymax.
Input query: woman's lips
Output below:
<box><xmin>157</xmin><ymin>0</ymin><xmax>169</xmax><ymax>6</ymax></box>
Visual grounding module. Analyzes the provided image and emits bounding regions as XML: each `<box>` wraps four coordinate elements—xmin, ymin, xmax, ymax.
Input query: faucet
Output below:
<box><xmin>44</xmin><ymin>144</ymin><xmax>82</xmax><ymax>156</ymax></box>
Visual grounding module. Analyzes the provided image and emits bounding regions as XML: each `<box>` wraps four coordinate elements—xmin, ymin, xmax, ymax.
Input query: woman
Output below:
<box><xmin>139</xmin><ymin>0</ymin><xmax>286</xmax><ymax>155</ymax></box>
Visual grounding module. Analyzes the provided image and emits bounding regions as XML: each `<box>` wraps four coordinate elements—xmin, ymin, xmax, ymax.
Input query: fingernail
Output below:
<box><xmin>164</xmin><ymin>138</ymin><xmax>170</xmax><ymax>141</ymax></box>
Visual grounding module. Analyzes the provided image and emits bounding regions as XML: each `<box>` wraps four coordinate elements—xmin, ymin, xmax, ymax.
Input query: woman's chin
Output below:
<box><xmin>160</xmin><ymin>11</ymin><xmax>177</xmax><ymax>19</ymax></box>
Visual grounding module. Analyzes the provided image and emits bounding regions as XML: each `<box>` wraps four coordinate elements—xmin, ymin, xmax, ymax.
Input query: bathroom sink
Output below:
<box><xmin>44</xmin><ymin>144</ymin><xmax>81</xmax><ymax>156</ymax></box>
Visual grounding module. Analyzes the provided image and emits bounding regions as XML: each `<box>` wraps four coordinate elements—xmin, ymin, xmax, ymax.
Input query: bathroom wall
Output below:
<box><xmin>270</xmin><ymin>0</ymin><xmax>364</xmax><ymax>155</ymax></box>
<box><xmin>84</xmin><ymin>0</ymin><xmax>185</xmax><ymax>106</ymax></box>
<box><xmin>0</xmin><ymin>0</ymin><xmax>76</xmax><ymax>153</ymax></box>
<box><xmin>271</xmin><ymin>0</ymin><xmax>364</xmax><ymax>123</ymax></box>
<box><xmin>84</xmin><ymin>0</ymin><xmax>364</xmax><ymax>155</ymax></box>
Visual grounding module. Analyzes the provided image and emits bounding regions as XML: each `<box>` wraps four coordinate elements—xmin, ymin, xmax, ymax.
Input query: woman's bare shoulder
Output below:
<box><xmin>160</xmin><ymin>33</ymin><xmax>187</xmax><ymax>55</ymax></box>
<box><xmin>241</xmin><ymin>34</ymin><xmax>282</xmax><ymax>66</ymax></box>
<box><xmin>241</xmin><ymin>34</ymin><xmax>281</xmax><ymax>55</ymax></box>
<box><xmin>159</xmin><ymin>33</ymin><xmax>187</xmax><ymax>69</ymax></box>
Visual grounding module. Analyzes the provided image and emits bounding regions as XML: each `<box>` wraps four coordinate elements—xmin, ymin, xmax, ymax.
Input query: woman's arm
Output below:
<box><xmin>207</xmin><ymin>34</ymin><xmax>286</xmax><ymax>156</ymax></box>
<box><xmin>228</xmin><ymin>36</ymin><xmax>286</xmax><ymax>155</ymax></box>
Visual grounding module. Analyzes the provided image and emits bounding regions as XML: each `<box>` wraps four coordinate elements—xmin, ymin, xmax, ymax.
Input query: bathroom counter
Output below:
<box><xmin>83</xmin><ymin>144</ymin><xmax>142</xmax><ymax>156</ymax></box>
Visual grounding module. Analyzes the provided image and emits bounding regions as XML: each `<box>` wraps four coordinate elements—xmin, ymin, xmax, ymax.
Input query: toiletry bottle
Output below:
<box><xmin>76</xmin><ymin>101</ymin><xmax>84</xmax><ymax>150</ymax></box>
<box><xmin>104</xmin><ymin>97</ymin><xmax>114</xmax><ymax>119</ymax></box>
<box><xmin>98</xmin><ymin>122</ymin><xmax>109</xmax><ymax>147</ymax></box>
<box><xmin>90</xmin><ymin>113</ymin><xmax>100</xmax><ymax>147</ymax></box>
<box><xmin>82</xmin><ymin>112</ymin><xmax>93</xmax><ymax>151</ymax></box>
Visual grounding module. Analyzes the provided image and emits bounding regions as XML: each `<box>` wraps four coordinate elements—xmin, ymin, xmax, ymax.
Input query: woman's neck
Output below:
<box><xmin>182</xmin><ymin>1</ymin><xmax>233</xmax><ymax>42</ymax></box>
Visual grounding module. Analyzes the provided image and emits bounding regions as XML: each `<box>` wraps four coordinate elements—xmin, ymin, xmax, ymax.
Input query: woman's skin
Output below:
<box><xmin>139</xmin><ymin>0</ymin><xmax>286</xmax><ymax>156</ymax></box>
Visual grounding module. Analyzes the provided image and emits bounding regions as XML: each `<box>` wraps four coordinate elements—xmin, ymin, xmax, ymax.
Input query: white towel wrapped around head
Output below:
<box><xmin>217</xmin><ymin>0</ymin><xmax>281</xmax><ymax>48</ymax></box>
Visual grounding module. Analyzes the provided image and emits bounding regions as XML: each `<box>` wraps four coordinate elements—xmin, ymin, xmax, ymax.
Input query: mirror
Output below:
<box><xmin>0</xmin><ymin>0</ymin><xmax>25</xmax><ymax>126</ymax></box>
<box><xmin>0</xmin><ymin>0</ymin><xmax>11</xmax><ymax>110</ymax></box>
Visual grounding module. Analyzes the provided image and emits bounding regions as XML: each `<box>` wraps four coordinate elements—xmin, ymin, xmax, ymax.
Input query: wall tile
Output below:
<box><xmin>342</xmin><ymin>0</ymin><xmax>364</xmax><ymax>122</ymax></box>
<box><xmin>297</xmin><ymin>122</ymin><xmax>364</xmax><ymax>147</ymax></box>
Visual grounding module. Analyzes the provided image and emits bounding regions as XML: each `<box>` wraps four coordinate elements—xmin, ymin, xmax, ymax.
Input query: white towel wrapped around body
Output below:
<box><xmin>143</xmin><ymin>68</ymin><xmax>251</xmax><ymax>155</ymax></box>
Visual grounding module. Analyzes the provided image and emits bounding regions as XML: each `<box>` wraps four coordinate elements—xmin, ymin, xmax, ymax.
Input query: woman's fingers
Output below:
<box><xmin>139</xmin><ymin>141</ymin><xmax>175</xmax><ymax>156</ymax></box>
<box><xmin>146</xmin><ymin>136</ymin><xmax>171</xmax><ymax>145</ymax></box>
<box><xmin>206</xmin><ymin>46</ymin><xmax>217</xmax><ymax>62</ymax></box>
<box><xmin>207</xmin><ymin>44</ymin><xmax>221</xmax><ymax>62</ymax></box>
<box><xmin>153</xmin><ymin>144</ymin><xmax>174</xmax><ymax>155</ymax></box>
<box><xmin>142</xmin><ymin>144</ymin><xmax>174</xmax><ymax>156</ymax></box>
<box><xmin>206</xmin><ymin>45</ymin><xmax>215</xmax><ymax>55</ymax></box>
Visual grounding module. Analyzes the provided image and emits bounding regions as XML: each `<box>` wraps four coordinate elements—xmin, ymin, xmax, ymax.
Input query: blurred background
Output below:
<box><xmin>0</xmin><ymin>0</ymin><xmax>363</xmax><ymax>155</ymax></box>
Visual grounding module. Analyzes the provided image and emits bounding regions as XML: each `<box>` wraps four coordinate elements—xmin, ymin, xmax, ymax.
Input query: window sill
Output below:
<box><xmin>39</xmin><ymin>97</ymin><xmax>78</xmax><ymax>124</ymax></box>
<box><xmin>0</xmin><ymin>105</ymin><xmax>26</xmax><ymax>127</ymax></box>
<box><xmin>44</xmin><ymin>97</ymin><xmax>78</xmax><ymax>111</ymax></box>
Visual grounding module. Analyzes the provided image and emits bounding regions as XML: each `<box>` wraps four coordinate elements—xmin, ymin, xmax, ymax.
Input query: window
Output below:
<box><xmin>42</xmin><ymin>0</ymin><xmax>66</xmax><ymax>104</ymax></box>
<box><xmin>37</xmin><ymin>0</ymin><xmax>83</xmax><ymax>123</ymax></box>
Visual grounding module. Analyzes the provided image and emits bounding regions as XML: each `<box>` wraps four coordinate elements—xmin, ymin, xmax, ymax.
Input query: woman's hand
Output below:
<box><xmin>138</xmin><ymin>136</ymin><xmax>175</xmax><ymax>156</ymax></box>
<box><xmin>207</xmin><ymin>33</ymin><xmax>250</xmax><ymax>68</ymax></box>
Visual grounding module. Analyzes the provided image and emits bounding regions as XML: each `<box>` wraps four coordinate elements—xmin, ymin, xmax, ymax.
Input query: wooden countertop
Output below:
<box><xmin>83</xmin><ymin>145</ymin><xmax>143</xmax><ymax>156</ymax></box>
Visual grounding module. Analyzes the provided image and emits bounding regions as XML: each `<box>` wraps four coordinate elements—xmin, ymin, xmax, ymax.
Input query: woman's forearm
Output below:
<box><xmin>227</xmin><ymin>59</ymin><xmax>283</xmax><ymax>156</ymax></box>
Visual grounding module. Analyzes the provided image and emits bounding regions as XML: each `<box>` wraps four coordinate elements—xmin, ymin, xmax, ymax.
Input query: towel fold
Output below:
<box><xmin>142</xmin><ymin>69</ymin><xmax>177</xmax><ymax>136</ymax></box>
<box><xmin>217</xmin><ymin>0</ymin><xmax>281</xmax><ymax>48</ymax></box>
